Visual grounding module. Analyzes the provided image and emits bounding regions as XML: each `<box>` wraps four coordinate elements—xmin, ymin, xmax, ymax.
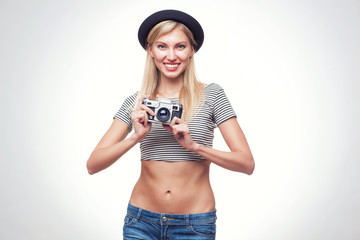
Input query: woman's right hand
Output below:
<box><xmin>87</xmin><ymin>96</ymin><xmax>155</xmax><ymax>175</ymax></box>
<box><xmin>131</xmin><ymin>96</ymin><xmax>155</xmax><ymax>142</ymax></box>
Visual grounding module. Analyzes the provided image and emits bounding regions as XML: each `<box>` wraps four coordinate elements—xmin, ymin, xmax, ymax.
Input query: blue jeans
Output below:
<box><xmin>123</xmin><ymin>203</ymin><xmax>217</xmax><ymax>240</ymax></box>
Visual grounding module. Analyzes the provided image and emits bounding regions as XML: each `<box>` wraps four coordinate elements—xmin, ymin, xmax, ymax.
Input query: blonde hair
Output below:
<box><xmin>137</xmin><ymin>20</ymin><xmax>204</xmax><ymax>121</ymax></box>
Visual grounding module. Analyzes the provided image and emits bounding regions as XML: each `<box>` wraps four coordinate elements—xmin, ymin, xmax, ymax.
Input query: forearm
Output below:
<box><xmin>193</xmin><ymin>143</ymin><xmax>254</xmax><ymax>174</ymax></box>
<box><xmin>87</xmin><ymin>134</ymin><xmax>139</xmax><ymax>175</ymax></box>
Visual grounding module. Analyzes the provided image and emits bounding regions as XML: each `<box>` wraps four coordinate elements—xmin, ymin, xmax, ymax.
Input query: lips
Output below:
<box><xmin>164</xmin><ymin>63</ymin><xmax>180</xmax><ymax>71</ymax></box>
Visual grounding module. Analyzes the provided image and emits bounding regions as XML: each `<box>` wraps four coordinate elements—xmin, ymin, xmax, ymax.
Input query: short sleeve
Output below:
<box><xmin>113</xmin><ymin>92</ymin><xmax>137</xmax><ymax>132</ymax></box>
<box><xmin>212</xmin><ymin>86</ymin><xmax>236</xmax><ymax>126</ymax></box>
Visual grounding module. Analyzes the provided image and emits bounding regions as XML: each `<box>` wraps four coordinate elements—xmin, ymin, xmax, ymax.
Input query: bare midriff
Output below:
<box><xmin>129</xmin><ymin>160</ymin><xmax>215</xmax><ymax>214</ymax></box>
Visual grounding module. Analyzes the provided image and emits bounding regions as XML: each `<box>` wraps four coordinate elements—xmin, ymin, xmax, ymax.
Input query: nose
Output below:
<box><xmin>167</xmin><ymin>48</ymin><xmax>176</xmax><ymax>61</ymax></box>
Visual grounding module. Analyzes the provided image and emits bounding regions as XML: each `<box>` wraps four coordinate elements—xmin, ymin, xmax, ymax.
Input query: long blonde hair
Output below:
<box><xmin>137</xmin><ymin>20</ymin><xmax>204</xmax><ymax>121</ymax></box>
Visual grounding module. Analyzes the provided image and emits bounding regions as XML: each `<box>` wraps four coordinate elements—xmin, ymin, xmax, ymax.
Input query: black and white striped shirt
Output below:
<box><xmin>114</xmin><ymin>83</ymin><xmax>236</xmax><ymax>161</ymax></box>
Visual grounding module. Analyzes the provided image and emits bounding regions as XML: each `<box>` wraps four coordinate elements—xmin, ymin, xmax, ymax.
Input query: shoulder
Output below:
<box><xmin>126</xmin><ymin>91</ymin><xmax>138</xmax><ymax>100</ymax></box>
<box><xmin>204</xmin><ymin>83</ymin><xmax>224</xmax><ymax>91</ymax></box>
<box><xmin>203</xmin><ymin>83</ymin><xmax>225</xmax><ymax>97</ymax></box>
<box><xmin>122</xmin><ymin>92</ymin><xmax>138</xmax><ymax>105</ymax></box>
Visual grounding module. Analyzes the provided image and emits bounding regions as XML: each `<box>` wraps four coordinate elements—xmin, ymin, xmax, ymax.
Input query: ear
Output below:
<box><xmin>189</xmin><ymin>46</ymin><xmax>195</xmax><ymax>58</ymax></box>
<box><xmin>147</xmin><ymin>44</ymin><xmax>154</xmax><ymax>57</ymax></box>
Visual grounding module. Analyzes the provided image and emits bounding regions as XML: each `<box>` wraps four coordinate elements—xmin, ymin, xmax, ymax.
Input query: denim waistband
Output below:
<box><xmin>126</xmin><ymin>203</ymin><xmax>217</xmax><ymax>225</ymax></box>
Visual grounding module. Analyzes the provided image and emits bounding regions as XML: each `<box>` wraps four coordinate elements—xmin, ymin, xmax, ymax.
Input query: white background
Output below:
<box><xmin>1</xmin><ymin>0</ymin><xmax>359</xmax><ymax>239</ymax></box>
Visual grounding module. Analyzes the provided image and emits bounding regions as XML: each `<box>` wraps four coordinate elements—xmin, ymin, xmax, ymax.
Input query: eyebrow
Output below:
<box><xmin>154</xmin><ymin>41</ymin><xmax>188</xmax><ymax>45</ymax></box>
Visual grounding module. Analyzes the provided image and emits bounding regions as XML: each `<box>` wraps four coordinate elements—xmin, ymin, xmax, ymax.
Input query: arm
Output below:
<box><xmin>166</xmin><ymin>117</ymin><xmax>254</xmax><ymax>174</ymax></box>
<box><xmin>194</xmin><ymin>117</ymin><xmax>254</xmax><ymax>174</ymax></box>
<box><xmin>86</xmin><ymin>119</ymin><xmax>138</xmax><ymax>175</ymax></box>
<box><xmin>87</xmin><ymin>97</ymin><xmax>155</xmax><ymax>175</ymax></box>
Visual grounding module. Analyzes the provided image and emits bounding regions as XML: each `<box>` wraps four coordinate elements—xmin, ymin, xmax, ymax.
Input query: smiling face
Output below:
<box><xmin>148</xmin><ymin>27</ymin><xmax>194</xmax><ymax>82</ymax></box>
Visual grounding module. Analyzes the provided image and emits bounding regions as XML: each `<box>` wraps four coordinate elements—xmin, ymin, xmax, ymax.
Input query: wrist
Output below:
<box><xmin>129</xmin><ymin>132</ymin><xmax>142</xmax><ymax>143</ymax></box>
<box><xmin>191</xmin><ymin>142</ymin><xmax>201</xmax><ymax>153</ymax></box>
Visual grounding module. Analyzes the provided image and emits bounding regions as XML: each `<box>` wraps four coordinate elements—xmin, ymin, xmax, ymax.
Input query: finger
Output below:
<box><xmin>141</xmin><ymin>110</ymin><xmax>149</xmax><ymax>127</ymax></box>
<box><xmin>169</xmin><ymin>117</ymin><xmax>181</xmax><ymax>128</ymax></box>
<box><xmin>137</xmin><ymin>95</ymin><xmax>151</xmax><ymax>110</ymax></box>
<box><xmin>170</xmin><ymin>117</ymin><xmax>179</xmax><ymax>128</ymax></box>
<box><xmin>170</xmin><ymin>124</ymin><xmax>178</xmax><ymax>136</ymax></box>
<box><xmin>180</xmin><ymin>100</ymin><xmax>186</xmax><ymax>121</ymax></box>
<box><xmin>136</xmin><ymin>96</ymin><xmax>144</xmax><ymax>110</ymax></box>
<box><xmin>162</xmin><ymin>124</ymin><xmax>172</xmax><ymax>133</ymax></box>
<box><xmin>140</xmin><ymin>104</ymin><xmax>155</xmax><ymax>116</ymax></box>
<box><xmin>172</xmin><ymin>125</ymin><xmax>184</xmax><ymax>140</ymax></box>
<box><xmin>136</xmin><ymin>109</ymin><xmax>146</xmax><ymax>122</ymax></box>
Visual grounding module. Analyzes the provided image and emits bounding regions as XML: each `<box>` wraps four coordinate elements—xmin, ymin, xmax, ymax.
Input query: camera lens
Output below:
<box><xmin>157</xmin><ymin>108</ymin><xmax>170</xmax><ymax>122</ymax></box>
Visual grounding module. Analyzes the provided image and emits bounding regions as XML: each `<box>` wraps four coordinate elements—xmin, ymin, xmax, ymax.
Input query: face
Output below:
<box><xmin>148</xmin><ymin>27</ymin><xmax>194</xmax><ymax>82</ymax></box>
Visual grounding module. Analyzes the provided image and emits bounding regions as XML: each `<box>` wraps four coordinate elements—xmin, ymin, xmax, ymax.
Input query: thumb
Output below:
<box><xmin>162</xmin><ymin>124</ymin><xmax>173</xmax><ymax>133</ymax></box>
<box><xmin>180</xmin><ymin>100</ymin><xmax>186</xmax><ymax>121</ymax></box>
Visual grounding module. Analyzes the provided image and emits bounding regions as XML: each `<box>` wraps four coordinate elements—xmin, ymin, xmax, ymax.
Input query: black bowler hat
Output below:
<box><xmin>138</xmin><ymin>9</ymin><xmax>204</xmax><ymax>52</ymax></box>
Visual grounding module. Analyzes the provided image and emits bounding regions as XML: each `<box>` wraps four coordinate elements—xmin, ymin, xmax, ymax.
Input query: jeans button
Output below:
<box><xmin>162</xmin><ymin>216</ymin><xmax>168</xmax><ymax>222</ymax></box>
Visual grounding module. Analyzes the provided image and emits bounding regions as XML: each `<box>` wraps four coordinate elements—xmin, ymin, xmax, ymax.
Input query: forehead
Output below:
<box><xmin>156</xmin><ymin>27</ymin><xmax>190</xmax><ymax>43</ymax></box>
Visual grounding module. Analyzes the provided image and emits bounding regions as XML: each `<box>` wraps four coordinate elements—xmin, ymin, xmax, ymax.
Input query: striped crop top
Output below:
<box><xmin>114</xmin><ymin>83</ymin><xmax>236</xmax><ymax>161</ymax></box>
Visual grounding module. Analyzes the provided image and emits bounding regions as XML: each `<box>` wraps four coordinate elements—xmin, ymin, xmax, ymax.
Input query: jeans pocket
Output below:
<box><xmin>124</xmin><ymin>214</ymin><xmax>138</xmax><ymax>226</ymax></box>
<box><xmin>190</xmin><ymin>223</ymin><xmax>216</xmax><ymax>237</ymax></box>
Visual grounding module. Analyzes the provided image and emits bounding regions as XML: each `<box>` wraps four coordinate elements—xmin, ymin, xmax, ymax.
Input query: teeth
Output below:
<box><xmin>165</xmin><ymin>64</ymin><xmax>179</xmax><ymax>68</ymax></box>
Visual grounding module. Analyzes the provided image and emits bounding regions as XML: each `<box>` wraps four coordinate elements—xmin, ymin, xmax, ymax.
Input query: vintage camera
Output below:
<box><xmin>142</xmin><ymin>97</ymin><xmax>183</xmax><ymax>125</ymax></box>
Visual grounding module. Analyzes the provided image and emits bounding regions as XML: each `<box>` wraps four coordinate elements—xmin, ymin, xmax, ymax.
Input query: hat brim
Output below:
<box><xmin>138</xmin><ymin>9</ymin><xmax>204</xmax><ymax>52</ymax></box>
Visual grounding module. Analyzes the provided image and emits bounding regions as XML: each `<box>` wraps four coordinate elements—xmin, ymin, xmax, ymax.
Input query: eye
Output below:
<box><xmin>157</xmin><ymin>44</ymin><xmax>166</xmax><ymax>49</ymax></box>
<box><xmin>177</xmin><ymin>44</ymin><xmax>186</xmax><ymax>49</ymax></box>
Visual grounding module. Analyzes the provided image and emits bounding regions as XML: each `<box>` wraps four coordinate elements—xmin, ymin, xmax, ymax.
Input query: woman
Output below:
<box><xmin>87</xmin><ymin>9</ymin><xmax>254</xmax><ymax>239</ymax></box>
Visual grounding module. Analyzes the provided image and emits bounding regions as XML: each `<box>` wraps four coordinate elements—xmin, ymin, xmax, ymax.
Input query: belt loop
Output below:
<box><xmin>185</xmin><ymin>214</ymin><xmax>190</xmax><ymax>226</ymax></box>
<box><xmin>135</xmin><ymin>207</ymin><xmax>142</xmax><ymax>221</ymax></box>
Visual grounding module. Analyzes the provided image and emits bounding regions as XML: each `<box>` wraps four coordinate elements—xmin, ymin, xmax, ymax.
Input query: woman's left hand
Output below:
<box><xmin>163</xmin><ymin>117</ymin><xmax>198</xmax><ymax>152</ymax></box>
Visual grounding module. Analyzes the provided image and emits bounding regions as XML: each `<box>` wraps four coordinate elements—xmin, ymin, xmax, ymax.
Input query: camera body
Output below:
<box><xmin>142</xmin><ymin>97</ymin><xmax>183</xmax><ymax>125</ymax></box>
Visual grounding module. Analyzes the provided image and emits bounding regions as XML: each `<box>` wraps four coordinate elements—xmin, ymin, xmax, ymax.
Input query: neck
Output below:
<box><xmin>157</xmin><ymin>77</ymin><xmax>184</xmax><ymax>98</ymax></box>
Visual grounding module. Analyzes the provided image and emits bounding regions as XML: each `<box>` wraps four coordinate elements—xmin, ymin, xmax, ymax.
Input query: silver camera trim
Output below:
<box><xmin>142</xmin><ymin>98</ymin><xmax>182</xmax><ymax>125</ymax></box>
